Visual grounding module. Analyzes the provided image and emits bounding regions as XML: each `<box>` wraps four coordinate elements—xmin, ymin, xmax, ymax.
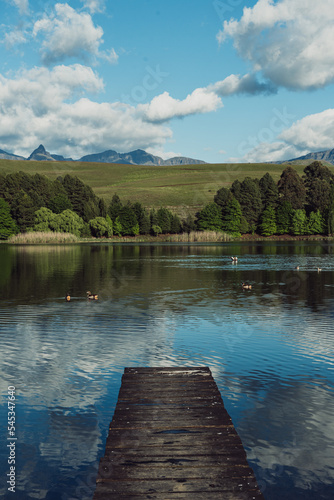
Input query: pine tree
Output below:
<box><xmin>307</xmin><ymin>210</ymin><xmax>325</xmax><ymax>235</ymax></box>
<box><xmin>0</xmin><ymin>198</ymin><xmax>18</xmax><ymax>239</ymax></box>
<box><xmin>277</xmin><ymin>166</ymin><xmax>306</xmax><ymax>209</ymax></box>
<box><xmin>196</xmin><ymin>203</ymin><xmax>223</xmax><ymax>231</ymax></box>
<box><xmin>259</xmin><ymin>205</ymin><xmax>277</xmax><ymax>236</ymax></box>
<box><xmin>291</xmin><ymin>209</ymin><xmax>307</xmax><ymax>235</ymax></box>
<box><xmin>276</xmin><ymin>201</ymin><xmax>293</xmax><ymax>234</ymax></box>
<box><xmin>221</xmin><ymin>198</ymin><xmax>242</xmax><ymax>233</ymax></box>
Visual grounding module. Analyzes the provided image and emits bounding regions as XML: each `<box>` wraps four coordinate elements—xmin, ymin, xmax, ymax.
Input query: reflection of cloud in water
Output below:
<box><xmin>244</xmin><ymin>383</ymin><xmax>334</xmax><ymax>491</ymax></box>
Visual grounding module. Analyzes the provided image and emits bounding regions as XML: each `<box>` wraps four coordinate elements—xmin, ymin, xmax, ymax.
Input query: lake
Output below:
<box><xmin>0</xmin><ymin>241</ymin><xmax>333</xmax><ymax>500</ymax></box>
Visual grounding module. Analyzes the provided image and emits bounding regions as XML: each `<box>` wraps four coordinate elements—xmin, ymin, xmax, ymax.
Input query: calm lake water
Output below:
<box><xmin>0</xmin><ymin>241</ymin><xmax>333</xmax><ymax>500</ymax></box>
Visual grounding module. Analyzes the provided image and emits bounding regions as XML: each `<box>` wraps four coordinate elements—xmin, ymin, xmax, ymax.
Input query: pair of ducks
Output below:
<box><xmin>65</xmin><ymin>291</ymin><xmax>98</xmax><ymax>301</ymax></box>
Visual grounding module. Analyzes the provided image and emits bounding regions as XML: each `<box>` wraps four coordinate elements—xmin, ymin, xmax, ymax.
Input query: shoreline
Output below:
<box><xmin>3</xmin><ymin>232</ymin><xmax>334</xmax><ymax>245</ymax></box>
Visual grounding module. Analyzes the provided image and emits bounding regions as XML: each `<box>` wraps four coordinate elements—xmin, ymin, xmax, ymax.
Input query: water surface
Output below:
<box><xmin>0</xmin><ymin>241</ymin><xmax>333</xmax><ymax>499</ymax></box>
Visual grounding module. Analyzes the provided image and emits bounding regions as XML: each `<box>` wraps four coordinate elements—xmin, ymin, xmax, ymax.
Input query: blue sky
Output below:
<box><xmin>0</xmin><ymin>0</ymin><xmax>334</xmax><ymax>163</ymax></box>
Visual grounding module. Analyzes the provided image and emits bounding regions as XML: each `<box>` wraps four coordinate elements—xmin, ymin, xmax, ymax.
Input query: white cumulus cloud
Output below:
<box><xmin>210</xmin><ymin>73</ymin><xmax>276</xmax><ymax>95</ymax></box>
<box><xmin>279</xmin><ymin>109</ymin><xmax>334</xmax><ymax>151</ymax></box>
<box><xmin>218</xmin><ymin>0</ymin><xmax>334</xmax><ymax>90</ymax></box>
<box><xmin>10</xmin><ymin>0</ymin><xmax>28</xmax><ymax>14</ymax></box>
<box><xmin>81</xmin><ymin>0</ymin><xmax>105</xmax><ymax>14</ymax></box>
<box><xmin>32</xmin><ymin>3</ymin><xmax>117</xmax><ymax>65</ymax></box>
<box><xmin>0</xmin><ymin>65</ymin><xmax>172</xmax><ymax>158</ymax></box>
<box><xmin>230</xmin><ymin>108</ymin><xmax>334</xmax><ymax>163</ymax></box>
<box><xmin>139</xmin><ymin>88</ymin><xmax>223</xmax><ymax>123</ymax></box>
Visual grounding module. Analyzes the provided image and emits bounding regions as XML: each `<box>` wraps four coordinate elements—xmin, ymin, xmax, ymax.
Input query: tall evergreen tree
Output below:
<box><xmin>118</xmin><ymin>206</ymin><xmax>138</xmax><ymax>235</ymax></box>
<box><xmin>291</xmin><ymin>209</ymin><xmax>307</xmax><ymax>235</ymax></box>
<box><xmin>259</xmin><ymin>173</ymin><xmax>279</xmax><ymax>208</ymax></box>
<box><xmin>277</xmin><ymin>166</ymin><xmax>306</xmax><ymax>209</ymax></box>
<box><xmin>196</xmin><ymin>203</ymin><xmax>223</xmax><ymax>231</ymax></box>
<box><xmin>306</xmin><ymin>178</ymin><xmax>331</xmax><ymax>213</ymax></box>
<box><xmin>276</xmin><ymin>201</ymin><xmax>293</xmax><ymax>234</ymax></box>
<box><xmin>307</xmin><ymin>210</ymin><xmax>325</xmax><ymax>235</ymax></box>
<box><xmin>221</xmin><ymin>198</ymin><xmax>242</xmax><ymax>233</ymax></box>
<box><xmin>259</xmin><ymin>205</ymin><xmax>277</xmax><ymax>236</ymax></box>
<box><xmin>232</xmin><ymin>177</ymin><xmax>262</xmax><ymax>231</ymax></box>
<box><xmin>303</xmin><ymin>161</ymin><xmax>334</xmax><ymax>187</ymax></box>
<box><xmin>108</xmin><ymin>194</ymin><xmax>123</xmax><ymax>221</ymax></box>
<box><xmin>0</xmin><ymin>198</ymin><xmax>18</xmax><ymax>239</ymax></box>
<box><xmin>157</xmin><ymin>207</ymin><xmax>173</xmax><ymax>233</ymax></box>
<box><xmin>214</xmin><ymin>187</ymin><xmax>233</xmax><ymax>207</ymax></box>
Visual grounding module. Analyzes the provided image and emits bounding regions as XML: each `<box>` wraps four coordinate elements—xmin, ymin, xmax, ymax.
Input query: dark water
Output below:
<box><xmin>0</xmin><ymin>241</ymin><xmax>333</xmax><ymax>500</ymax></box>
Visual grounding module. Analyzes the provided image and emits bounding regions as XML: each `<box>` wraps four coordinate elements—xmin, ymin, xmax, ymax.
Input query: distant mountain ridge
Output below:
<box><xmin>287</xmin><ymin>148</ymin><xmax>334</xmax><ymax>165</ymax></box>
<box><xmin>0</xmin><ymin>144</ymin><xmax>205</xmax><ymax>166</ymax></box>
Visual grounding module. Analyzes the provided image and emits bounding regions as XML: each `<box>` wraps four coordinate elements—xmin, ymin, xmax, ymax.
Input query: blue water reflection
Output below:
<box><xmin>0</xmin><ymin>242</ymin><xmax>333</xmax><ymax>499</ymax></box>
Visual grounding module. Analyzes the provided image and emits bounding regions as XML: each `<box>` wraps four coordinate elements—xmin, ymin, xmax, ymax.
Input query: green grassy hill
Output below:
<box><xmin>1</xmin><ymin>158</ymin><xmax>331</xmax><ymax>217</ymax></box>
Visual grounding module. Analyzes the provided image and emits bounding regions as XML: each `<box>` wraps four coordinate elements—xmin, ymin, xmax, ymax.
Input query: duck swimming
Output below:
<box><xmin>65</xmin><ymin>293</ymin><xmax>71</xmax><ymax>301</ymax></box>
<box><xmin>242</xmin><ymin>283</ymin><xmax>252</xmax><ymax>289</ymax></box>
<box><xmin>231</xmin><ymin>256</ymin><xmax>238</xmax><ymax>262</ymax></box>
<box><xmin>86</xmin><ymin>291</ymin><xmax>98</xmax><ymax>300</ymax></box>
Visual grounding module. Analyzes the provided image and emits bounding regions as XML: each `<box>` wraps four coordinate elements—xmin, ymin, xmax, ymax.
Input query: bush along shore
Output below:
<box><xmin>1</xmin><ymin>161</ymin><xmax>334</xmax><ymax>241</ymax></box>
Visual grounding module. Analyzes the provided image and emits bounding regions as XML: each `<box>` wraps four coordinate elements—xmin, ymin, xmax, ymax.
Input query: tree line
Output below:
<box><xmin>0</xmin><ymin>161</ymin><xmax>334</xmax><ymax>240</ymax></box>
<box><xmin>196</xmin><ymin>161</ymin><xmax>334</xmax><ymax>236</ymax></box>
<box><xmin>0</xmin><ymin>171</ymin><xmax>187</xmax><ymax>239</ymax></box>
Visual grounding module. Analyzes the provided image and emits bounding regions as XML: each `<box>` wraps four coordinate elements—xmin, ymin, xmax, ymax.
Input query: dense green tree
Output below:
<box><xmin>34</xmin><ymin>207</ymin><xmax>57</xmax><ymax>232</ymax></box>
<box><xmin>151</xmin><ymin>224</ymin><xmax>162</xmax><ymax>235</ymax></box>
<box><xmin>10</xmin><ymin>191</ymin><xmax>37</xmax><ymax>231</ymax></box>
<box><xmin>0</xmin><ymin>198</ymin><xmax>18</xmax><ymax>239</ymax></box>
<box><xmin>306</xmin><ymin>178</ymin><xmax>331</xmax><ymax>213</ymax></box>
<box><xmin>259</xmin><ymin>205</ymin><xmax>277</xmax><ymax>236</ymax></box>
<box><xmin>221</xmin><ymin>198</ymin><xmax>242</xmax><ymax>233</ymax></box>
<box><xmin>303</xmin><ymin>161</ymin><xmax>334</xmax><ymax>187</ymax></box>
<box><xmin>150</xmin><ymin>208</ymin><xmax>159</xmax><ymax>227</ymax></box>
<box><xmin>98</xmin><ymin>198</ymin><xmax>107</xmax><ymax>217</ymax></box>
<box><xmin>108</xmin><ymin>194</ymin><xmax>123</xmax><ymax>221</ymax></box>
<box><xmin>230</xmin><ymin>180</ymin><xmax>241</xmax><ymax>200</ymax></box>
<box><xmin>171</xmin><ymin>214</ymin><xmax>181</xmax><ymax>234</ymax></box>
<box><xmin>259</xmin><ymin>173</ymin><xmax>279</xmax><ymax>208</ymax></box>
<box><xmin>307</xmin><ymin>210</ymin><xmax>325</xmax><ymax>235</ymax></box>
<box><xmin>62</xmin><ymin>174</ymin><xmax>99</xmax><ymax>222</ymax></box>
<box><xmin>214</xmin><ymin>187</ymin><xmax>233</xmax><ymax>207</ymax></box>
<box><xmin>118</xmin><ymin>206</ymin><xmax>138</xmax><ymax>235</ymax></box>
<box><xmin>113</xmin><ymin>216</ymin><xmax>122</xmax><ymax>236</ymax></box>
<box><xmin>291</xmin><ymin>209</ymin><xmax>307</xmax><ymax>235</ymax></box>
<box><xmin>277</xmin><ymin>166</ymin><xmax>306</xmax><ymax>209</ymax></box>
<box><xmin>48</xmin><ymin>194</ymin><xmax>72</xmax><ymax>213</ymax></box>
<box><xmin>196</xmin><ymin>203</ymin><xmax>223</xmax><ymax>231</ymax></box>
<box><xmin>232</xmin><ymin>177</ymin><xmax>263</xmax><ymax>230</ymax></box>
<box><xmin>182</xmin><ymin>214</ymin><xmax>196</xmax><ymax>234</ymax></box>
<box><xmin>276</xmin><ymin>201</ymin><xmax>293</xmax><ymax>234</ymax></box>
<box><xmin>54</xmin><ymin>210</ymin><xmax>85</xmax><ymax>237</ymax></box>
<box><xmin>239</xmin><ymin>216</ymin><xmax>249</xmax><ymax>234</ymax></box>
<box><xmin>89</xmin><ymin>217</ymin><xmax>113</xmax><ymax>237</ymax></box>
<box><xmin>131</xmin><ymin>202</ymin><xmax>150</xmax><ymax>234</ymax></box>
<box><xmin>156</xmin><ymin>207</ymin><xmax>172</xmax><ymax>233</ymax></box>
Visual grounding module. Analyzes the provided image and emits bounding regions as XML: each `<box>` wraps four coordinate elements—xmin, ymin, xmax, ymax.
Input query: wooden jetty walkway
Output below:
<box><xmin>93</xmin><ymin>367</ymin><xmax>265</xmax><ymax>499</ymax></box>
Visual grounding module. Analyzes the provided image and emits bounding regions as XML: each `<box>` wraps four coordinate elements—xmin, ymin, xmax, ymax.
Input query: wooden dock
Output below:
<box><xmin>93</xmin><ymin>367</ymin><xmax>265</xmax><ymax>499</ymax></box>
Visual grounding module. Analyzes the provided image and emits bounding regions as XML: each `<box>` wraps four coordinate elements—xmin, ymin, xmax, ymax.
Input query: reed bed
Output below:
<box><xmin>167</xmin><ymin>231</ymin><xmax>233</xmax><ymax>242</ymax></box>
<box><xmin>8</xmin><ymin>231</ymin><xmax>79</xmax><ymax>244</ymax></box>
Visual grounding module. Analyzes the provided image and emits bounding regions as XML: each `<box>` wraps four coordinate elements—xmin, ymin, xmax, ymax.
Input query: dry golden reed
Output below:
<box><xmin>8</xmin><ymin>231</ymin><xmax>79</xmax><ymax>244</ymax></box>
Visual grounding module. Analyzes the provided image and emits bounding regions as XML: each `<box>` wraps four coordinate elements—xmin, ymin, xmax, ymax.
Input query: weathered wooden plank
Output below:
<box><xmin>93</xmin><ymin>494</ymin><xmax>263</xmax><ymax>500</ymax></box>
<box><xmin>93</xmin><ymin>367</ymin><xmax>265</xmax><ymax>500</ymax></box>
<box><xmin>94</xmin><ymin>476</ymin><xmax>262</xmax><ymax>495</ymax></box>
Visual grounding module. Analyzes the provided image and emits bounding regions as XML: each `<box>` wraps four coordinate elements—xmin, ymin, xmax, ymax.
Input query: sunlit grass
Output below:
<box><xmin>8</xmin><ymin>231</ymin><xmax>79</xmax><ymax>244</ymax></box>
<box><xmin>167</xmin><ymin>231</ymin><xmax>233</xmax><ymax>242</ymax></box>
<box><xmin>0</xmin><ymin>158</ymin><xmax>323</xmax><ymax>211</ymax></box>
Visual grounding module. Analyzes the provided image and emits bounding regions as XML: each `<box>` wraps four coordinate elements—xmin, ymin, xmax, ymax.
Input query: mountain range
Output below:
<box><xmin>0</xmin><ymin>144</ymin><xmax>206</xmax><ymax>166</ymax></box>
<box><xmin>1</xmin><ymin>144</ymin><xmax>334</xmax><ymax>166</ymax></box>
<box><xmin>286</xmin><ymin>148</ymin><xmax>334</xmax><ymax>165</ymax></box>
